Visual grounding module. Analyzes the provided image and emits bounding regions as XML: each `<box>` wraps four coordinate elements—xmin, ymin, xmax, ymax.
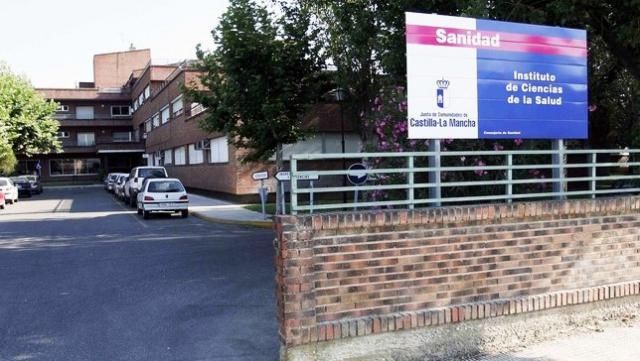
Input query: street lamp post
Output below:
<box><xmin>334</xmin><ymin>88</ymin><xmax>348</xmax><ymax>204</ymax></box>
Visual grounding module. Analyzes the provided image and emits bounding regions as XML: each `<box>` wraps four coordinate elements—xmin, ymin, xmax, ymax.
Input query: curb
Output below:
<box><xmin>45</xmin><ymin>184</ymin><xmax>103</xmax><ymax>190</ymax></box>
<box><xmin>191</xmin><ymin>211</ymin><xmax>273</xmax><ymax>229</ymax></box>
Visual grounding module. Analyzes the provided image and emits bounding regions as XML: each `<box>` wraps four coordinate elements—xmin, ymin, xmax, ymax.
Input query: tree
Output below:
<box><xmin>0</xmin><ymin>65</ymin><xmax>61</xmax><ymax>174</ymax></box>
<box><xmin>189</xmin><ymin>0</ymin><xmax>324</xmax><ymax>213</ymax></box>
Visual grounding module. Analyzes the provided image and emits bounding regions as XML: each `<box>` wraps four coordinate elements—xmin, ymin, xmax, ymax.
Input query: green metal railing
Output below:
<box><xmin>289</xmin><ymin>147</ymin><xmax>640</xmax><ymax>214</ymax></box>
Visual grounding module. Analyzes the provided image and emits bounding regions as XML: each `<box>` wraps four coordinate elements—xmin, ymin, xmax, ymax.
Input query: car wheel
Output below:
<box><xmin>129</xmin><ymin>194</ymin><xmax>136</xmax><ymax>208</ymax></box>
<box><xmin>143</xmin><ymin>210</ymin><xmax>150</xmax><ymax>220</ymax></box>
<box><xmin>137</xmin><ymin>205</ymin><xmax>142</xmax><ymax>215</ymax></box>
<box><xmin>181</xmin><ymin>209</ymin><xmax>189</xmax><ymax>218</ymax></box>
<box><xmin>0</xmin><ymin>203</ymin><xmax>4</xmax><ymax>210</ymax></box>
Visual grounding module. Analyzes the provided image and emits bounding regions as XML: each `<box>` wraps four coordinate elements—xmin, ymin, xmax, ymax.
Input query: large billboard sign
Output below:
<box><xmin>406</xmin><ymin>13</ymin><xmax>588</xmax><ymax>139</ymax></box>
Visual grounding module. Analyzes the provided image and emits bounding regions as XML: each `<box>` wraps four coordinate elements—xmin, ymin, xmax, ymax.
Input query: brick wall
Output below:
<box><xmin>274</xmin><ymin>196</ymin><xmax>640</xmax><ymax>348</ymax></box>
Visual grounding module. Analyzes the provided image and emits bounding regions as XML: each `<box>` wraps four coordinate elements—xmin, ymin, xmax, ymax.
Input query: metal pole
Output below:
<box><xmin>290</xmin><ymin>158</ymin><xmax>298</xmax><ymax>215</ymax></box>
<box><xmin>552</xmin><ymin>139</ymin><xmax>565</xmax><ymax>199</ymax></box>
<box><xmin>280</xmin><ymin>181</ymin><xmax>286</xmax><ymax>215</ymax></box>
<box><xmin>340</xmin><ymin>99</ymin><xmax>347</xmax><ymax>204</ymax></box>
<box><xmin>507</xmin><ymin>153</ymin><xmax>513</xmax><ymax>204</ymax></box>
<box><xmin>354</xmin><ymin>186</ymin><xmax>359</xmax><ymax>211</ymax></box>
<box><xmin>309</xmin><ymin>181</ymin><xmax>314</xmax><ymax>215</ymax></box>
<box><xmin>428</xmin><ymin>140</ymin><xmax>442</xmax><ymax>207</ymax></box>
<box><xmin>259</xmin><ymin>179</ymin><xmax>266</xmax><ymax>219</ymax></box>
<box><xmin>407</xmin><ymin>155</ymin><xmax>415</xmax><ymax>210</ymax></box>
<box><xmin>590</xmin><ymin>152</ymin><xmax>597</xmax><ymax>199</ymax></box>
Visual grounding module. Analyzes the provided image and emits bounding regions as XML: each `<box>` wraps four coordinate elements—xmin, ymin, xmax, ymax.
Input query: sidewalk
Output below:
<box><xmin>188</xmin><ymin>193</ymin><xmax>273</xmax><ymax>228</ymax></box>
<box><xmin>470</xmin><ymin>324</ymin><xmax>640</xmax><ymax>361</ymax></box>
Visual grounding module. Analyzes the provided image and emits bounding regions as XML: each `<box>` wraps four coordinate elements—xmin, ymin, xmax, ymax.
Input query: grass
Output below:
<box><xmin>244</xmin><ymin>203</ymin><xmax>287</xmax><ymax>215</ymax></box>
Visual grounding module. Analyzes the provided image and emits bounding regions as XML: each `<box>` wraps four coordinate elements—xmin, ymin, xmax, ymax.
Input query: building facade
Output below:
<box><xmin>18</xmin><ymin>50</ymin><xmax>151</xmax><ymax>183</ymax></box>
<box><xmin>21</xmin><ymin>49</ymin><xmax>360</xmax><ymax>198</ymax></box>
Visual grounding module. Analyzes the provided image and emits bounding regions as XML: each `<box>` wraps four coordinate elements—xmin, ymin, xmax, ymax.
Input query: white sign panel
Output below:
<box><xmin>252</xmin><ymin>171</ymin><xmax>269</xmax><ymax>181</ymax></box>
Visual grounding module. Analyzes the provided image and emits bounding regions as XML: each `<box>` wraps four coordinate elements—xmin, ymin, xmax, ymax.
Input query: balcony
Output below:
<box><xmin>96</xmin><ymin>141</ymin><xmax>145</xmax><ymax>154</ymax></box>
<box><xmin>60</xmin><ymin>134</ymin><xmax>145</xmax><ymax>155</ymax></box>
<box><xmin>55</xmin><ymin>114</ymin><xmax>133</xmax><ymax>127</ymax></box>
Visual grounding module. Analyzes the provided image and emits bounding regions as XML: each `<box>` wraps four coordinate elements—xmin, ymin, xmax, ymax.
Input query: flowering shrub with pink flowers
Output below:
<box><xmin>361</xmin><ymin>86</ymin><xmax>552</xmax><ymax>204</ymax></box>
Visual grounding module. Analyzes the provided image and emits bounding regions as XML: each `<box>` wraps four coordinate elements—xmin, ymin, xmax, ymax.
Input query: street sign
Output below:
<box><xmin>252</xmin><ymin>171</ymin><xmax>269</xmax><ymax>181</ymax></box>
<box><xmin>347</xmin><ymin>163</ymin><xmax>368</xmax><ymax>185</ymax></box>
<box><xmin>275</xmin><ymin>171</ymin><xmax>291</xmax><ymax>181</ymax></box>
<box><xmin>295</xmin><ymin>173</ymin><xmax>319</xmax><ymax>181</ymax></box>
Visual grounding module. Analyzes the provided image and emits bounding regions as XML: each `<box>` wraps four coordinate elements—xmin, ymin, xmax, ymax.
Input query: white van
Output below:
<box><xmin>124</xmin><ymin>166</ymin><xmax>168</xmax><ymax>207</ymax></box>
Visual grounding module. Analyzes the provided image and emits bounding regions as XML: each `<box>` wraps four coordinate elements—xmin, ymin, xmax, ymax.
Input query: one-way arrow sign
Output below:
<box><xmin>275</xmin><ymin>171</ymin><xmax>291</xmax><ymax>181</ymax></box>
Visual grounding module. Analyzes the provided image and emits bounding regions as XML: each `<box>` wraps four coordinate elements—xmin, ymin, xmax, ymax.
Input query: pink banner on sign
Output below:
<box><xmin>406</xmin><ymin>25</ymin><xmax>587</xmax><ymax>57</ymax></box>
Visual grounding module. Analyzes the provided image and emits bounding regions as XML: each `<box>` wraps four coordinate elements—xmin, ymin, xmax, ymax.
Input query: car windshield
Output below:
<box><xmin>108</xmin><ymin>174</ymin><xmax>118</xmax><ymax>181</ymax></box>
<box><xmin>24</xmin><ymin>176</ymin><xmax>37</xmax><ymax>181</ymax></box>
<box><xmin>147</xmin><ymin>181</ymin><xmax>184</xmax><ymax>193</ymax></box>
<box><xmin>139</xmin><ymin>168</ymin><xmax>166</xmax><ymax>178</ymax></box>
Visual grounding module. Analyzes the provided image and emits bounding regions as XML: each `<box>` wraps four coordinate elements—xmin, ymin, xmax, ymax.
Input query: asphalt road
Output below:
<box><xmin>0</xmin><ymin>188</ymin><xmax>279</xmax><ymax>361</ymax></box>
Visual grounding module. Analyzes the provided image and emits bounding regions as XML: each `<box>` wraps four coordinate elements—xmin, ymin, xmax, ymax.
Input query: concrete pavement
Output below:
<box><xmin>469</xmin><ymin>325</ymin><xmax>640</xmax><ymax>361</ymax></box>
<box><xmin>187</xmin><ymin>193</ymin><xmax>273</xmax><ymax>227</ymax></box>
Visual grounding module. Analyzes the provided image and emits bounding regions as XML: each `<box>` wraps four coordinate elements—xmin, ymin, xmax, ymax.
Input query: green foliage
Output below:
<box><xmin>0</xmin><ymin>64</ymin><xmax>60</xmax><ymax>174</ymax></box>
<box><xmin>189</xmin><ymin>0</ymin><xmax>324</xmax><ymax>163</ymax></box>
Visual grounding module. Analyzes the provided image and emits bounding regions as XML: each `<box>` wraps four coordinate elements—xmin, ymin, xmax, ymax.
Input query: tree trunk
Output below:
<box><xmin>275</xmin><ymin>143</ymin><xmax>284</xmax><ymax>215</ymax></box>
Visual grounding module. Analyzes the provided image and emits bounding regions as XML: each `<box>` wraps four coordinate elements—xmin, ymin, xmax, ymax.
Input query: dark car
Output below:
<box><xmin>23</xmin><ymin>175</ymin><xmax>43</xmax><ymax>194</ymax></box>
<box><xmin>11</xmin><ymin>176</ymin><xmax>33</xmax><ymax>198</ymax></box>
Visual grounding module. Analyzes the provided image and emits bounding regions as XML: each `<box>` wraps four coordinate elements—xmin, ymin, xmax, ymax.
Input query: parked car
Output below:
<box><xmin>22</xmin><ymin>175</ymin><xmax>43</xmax><ymax>194</ymax></box>
<box><xmin>125</xmin><ymin>166</ymin><xmax>168</xmax><ymax>207</ymax></box>
<box><xmin>136</xmin><ymin>178</ymin><xmax>188</xmax><ymax>219</ymax></box>
<box><xmin>114</xmin><ymin>175</ymin><xmax>129</xmax><ymax>201</ymax></box>
<box><xmin>0</xmin><ymin>177</ymin><xmax>19</xmax><ymax>204</ymax></box>
<box><xmin>10</xmin><ymin>176</ymin><xmax>33</xmax><ymax>198</ymax></box>
<box><xmin>105</xmin><ymin>173</ymin><xmax>126</xmax><ymax>193</ymax></box>
<box><xmin>0</xmin><ymin>191</ymin><xmax>5</xmax><ymax>210</ymax></box>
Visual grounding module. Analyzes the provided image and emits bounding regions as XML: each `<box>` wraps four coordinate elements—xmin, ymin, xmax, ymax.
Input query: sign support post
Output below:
<box><xmin>252</xmin><ymin>171</ymin><xmax>269</xmax><ymax>219</ymax></box>
<box><xmin>552</xmin><ymin>139</ymin><xmax>566</xmax><ymax>200</ymax></box>
<box><xmin>309</xmin><ymin>181</ymin><xmax>314</xmax><ymax>214</ymax></box>
<box><xmin>429</xmin><ymin>140</ymin><xmax>442</xmax><ymax>207</ymax></box>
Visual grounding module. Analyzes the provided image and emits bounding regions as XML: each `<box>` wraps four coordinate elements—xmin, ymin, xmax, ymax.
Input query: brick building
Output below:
<box><xmin>17</xmin><ymin>50</ymin><xmax>151</xmax><ymax>183</ymax></box>
<box><xmin>20</xmin><ymin>49</ymin><xmax>360</xmax><ymax>197</ymax></box>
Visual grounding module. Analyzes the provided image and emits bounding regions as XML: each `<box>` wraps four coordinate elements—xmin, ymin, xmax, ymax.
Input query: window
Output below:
<box><xmin>77</xmin><ymin>132</ymin><xmax>95</xmax><ymax>146</ymax></box>
<box><xmin>50</xmin><ymin>159</ymin><xmax>100</xmax><ymax>176</ymax></box>
<box><xmin>138</xmin><ymin>93</ymin><xmax>144</xmax><ymax>105</ymax></box>
<box><xmin>163</xmin><ymin>149</ymin><xmax>173</xmax><ymax>165</ymax></box>
<box><xmin>152</xmin><ymin>113</ymin><xmax>160</xmax><ymax>127</ymax></box>
<box><xmin>76</xmin><ymin>106</ymin><xmax>94</xmax><ymax>120</ymax></box>
<box><xmin>16</xmin><ymin>160</ymin><xmax>41</xmax><ymax>175</ymax></box>
<box><xmin>133</xmin><ymin>99</ymin><xmax>139</xmax><ymax>111</ymax></box>
<box><xmin>145</xmin><ymin>119</ymin><xmax>152</xmax><ymax>133</ymax></box>
<box><xmin>155</xmin><ymin>152</ymin><xmax>164</xmax><ymax>166</ymax></box>
<box><xmin>111</xmin><ymin>105</ymin><xmax>131</xmax><ymax>117</ymax></box>
<box><xmin>210</xmin><ymin>136</ymin><xmax>229</xmax><ymax>163</ymax></box>
<box><xmin>112</xmin><ymin>132</ymin><xmax>133</xmax><ymax>142</ymax></box>
<box><xmin>161</xmin><ymin>106</ymin><xmax>170</xmax><ymax>124</ymax></box>
<box><xmin>190</xmin><ymin>102</ymin><xmax>206</xmax><ymax>116</ymax></box>
<box><xmin>57</xmin><ymin>131</ymin><xmax>70</xmax><ymax>138</ymax></box>
<box><xmin>172</xmin><ymin>96</ymin><xmax>184</xmax><ymax>117</ymax></box>
<box><xmin>144</xmin><ymin>86</ymin><xmax>151</xmax><ymax>99</ymax></box>
<box><xmin>174</xmin><ymin>147</ymin><xmax>186</xmax><ymax>165</ymax></box>
<box><xmin>56</xmin><ymin>105</ymin><xmax>69</xmax><ymax>112</ymax></box>
<box><xmin>148</xmin><ymin>180</ymin><xmax>185</xmax><ymax>193</ymax></box>
<box><xmin>188</xmin><ymin>144</ymin><xmax>204</xmax><ymax>164</ymax></box>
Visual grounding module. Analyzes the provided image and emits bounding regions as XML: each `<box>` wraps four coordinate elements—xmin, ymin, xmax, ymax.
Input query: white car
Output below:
<box><xmin>136</xmin><ymin>178</ymin><xmax>189</xmax><ymax>219</ymax></box>
<box><xmin>0</xmin><ymin>177</ymin><xmax>19</xmax><ymax>204</ymax></box>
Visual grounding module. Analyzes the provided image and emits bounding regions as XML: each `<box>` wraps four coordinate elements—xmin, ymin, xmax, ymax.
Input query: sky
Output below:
<box><xmin>0</xmin><ymin>0</ymin><xmax>230</xmax><ymax>88</ymax></box>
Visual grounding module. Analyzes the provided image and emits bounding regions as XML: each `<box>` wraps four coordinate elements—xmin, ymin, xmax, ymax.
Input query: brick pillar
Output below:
<box><xmin>274</xmin><ymin>216</ymin><xmax>316</xmax><ymax>347</ymax></box>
